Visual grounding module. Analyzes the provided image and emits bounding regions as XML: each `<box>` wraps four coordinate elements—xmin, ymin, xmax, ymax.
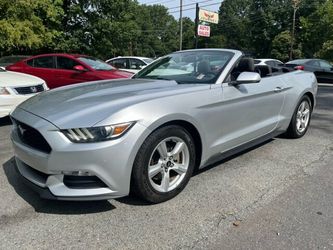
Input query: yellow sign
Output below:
<box><xmin>199</xmin><ymin>9</ymin><xmax>219</xmax><ymax>24</ymax></box>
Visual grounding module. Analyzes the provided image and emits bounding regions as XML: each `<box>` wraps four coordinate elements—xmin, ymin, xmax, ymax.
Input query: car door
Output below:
<box><xmin>306</xmin><ymin>60</ymin><xmax>325</xmax><ymax>83</ymax></box>
<box><xmin>318</xmin><ymin>60</ymin><xmax>333</xmax><ymax>83</ymax></box>
<box><xmin>218</xmin><ymin>73</ymin><xmax>285</xmax><ymax>152</ymax></box>
<box><xmin>25</xmin><ymin>56</ymin><xmax>56</xmax><ymax>86</ymax></box>
<box><xmin>54</xmin><ymin>56</ymin><xmax>94</xmax><ymax>88</ymax></box>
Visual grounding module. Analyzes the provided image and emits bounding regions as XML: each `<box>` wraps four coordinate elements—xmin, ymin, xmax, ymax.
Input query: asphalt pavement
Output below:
<box><xmin>0</xmin><ymin>86</ymin><xmax>332</xmax><ymax>249</ymax></box>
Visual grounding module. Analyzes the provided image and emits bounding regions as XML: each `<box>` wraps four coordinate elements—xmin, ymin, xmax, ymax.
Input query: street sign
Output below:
<box><xmin>197</xmin><ymin>25</ymin><xmax>210</xmax><ymax>37</ymax></box>
<box><xmin>199</xmin><ymin>9</ymin><xmax>219</xmax><ymax>24</ymax></box>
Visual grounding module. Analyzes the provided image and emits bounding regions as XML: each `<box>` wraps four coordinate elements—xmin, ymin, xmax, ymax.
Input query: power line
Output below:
<box><xmin>142</xmin><ymin>0</ymin><xmax>177</xmax><ymax>5</ymax></box>
<box><xmin>168</xmin><ymin>0</ymin><xmax>216</xmax><ymax>10</ymax></box>
<box><xmin>168</xmin><ymin>2</ymin><xmax>222</xmax><ymax>14</ymax></box>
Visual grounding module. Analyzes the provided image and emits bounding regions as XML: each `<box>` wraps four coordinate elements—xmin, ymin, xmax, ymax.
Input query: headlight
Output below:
<box><xmin>0</xmin><ymin>87</ymin><xmax>10</xmax><ymax>95</ymax></box>
<box><xmin>61</xmin><ymin>122</ymin><xmax>135</xmax><ymax>143</ymax></box>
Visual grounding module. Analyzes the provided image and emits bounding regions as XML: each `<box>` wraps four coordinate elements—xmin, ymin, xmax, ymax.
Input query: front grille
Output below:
<box><xmin>14</xmin><ymin>119</ymin><xmax>52</xmax><ymax>154</ymax></box>
<box><xmin>15</xmin><ymin>84</ymin><xmax>44</xmax><ymax>95</ymax></box>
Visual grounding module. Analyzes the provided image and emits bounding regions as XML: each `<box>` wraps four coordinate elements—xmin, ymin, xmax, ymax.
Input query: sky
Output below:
<box><xmin>137</xmin><ymin>0</ymin><xmax>221</xmax><ymax>20</ymax></box>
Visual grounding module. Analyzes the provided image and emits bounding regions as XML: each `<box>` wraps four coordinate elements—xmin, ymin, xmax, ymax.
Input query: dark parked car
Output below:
<box><xmin>285</xmin><ymin>59</ymin><xmax>333</xmax><ymax>83</ymax></box>
<box><xmin>6</xmin><ymin>54</ymin><xmax>133</xmax><ymax>89</ymax></box>
<box><xmin>0</xmin><ymin>55</ymin><xmax>30</xmax><ymax>68</ymax></box>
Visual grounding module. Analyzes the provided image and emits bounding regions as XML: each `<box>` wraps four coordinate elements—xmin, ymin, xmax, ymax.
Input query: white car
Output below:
<box><xmin>106</xmin><ymin>56</ymin><xmax>154</xmax><ymax>74</ymax></box>
<box><xmin>0</xmin><ymin>68</ymin><xmax>48</xmax><ymax>118</ymax></box>
<box><xmin>254</xmin><ymin>58</ymin><xmax>283</xmax><ymax>67</ymax></box>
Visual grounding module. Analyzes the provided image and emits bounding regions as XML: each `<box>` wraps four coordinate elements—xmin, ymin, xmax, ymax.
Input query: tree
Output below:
<box><xmin>299</xmin><ymin>0</ymin><xmax>333</xmax><ymax>57</ymax></box>
<box><xmin>271</xmin><ymin>30</ymin><xmax>302</xmax><ymax>61</ymax></box>
<box><xmin>0</xmin><ymin>0</ymin><xmax>63</xmax><ymax>54</ymax></box>
<box><xmin>59</xmin><ymin>0</ymin><xmax>140</xmax><ymax>58</ymax></box>
<box><xmin>315</xmin><ymin>40</ymin><xmax>333</xmax><ymax>61</ymax></box>
<box><xmin>180</xmin><ymin>17</ymin><xmax>195</xmax><ymax>50</ymax></box>
<box><xmin>216</xmin><ymin>0</ymin><xmax>252</xmax><ymax>51</ymax></box>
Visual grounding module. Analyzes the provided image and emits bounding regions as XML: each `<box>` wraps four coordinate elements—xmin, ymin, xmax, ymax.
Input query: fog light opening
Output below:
<box><xmin>61</xmin><ymin>170</ymin><xmax>94</xmax><ymax>176</ymax></box>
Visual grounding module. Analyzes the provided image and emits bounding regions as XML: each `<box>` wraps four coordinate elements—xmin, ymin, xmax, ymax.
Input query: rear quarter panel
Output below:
<box><xmin>277</xmin><ymin>71</ymin><xmax>317</xmax><ymax>131</ymax></box>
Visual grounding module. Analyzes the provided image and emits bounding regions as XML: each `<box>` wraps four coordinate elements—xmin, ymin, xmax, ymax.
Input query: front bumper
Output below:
<box><xmin>10</xmin><ymin>108</ymin><xmax>149</xmax><ymax>201</ymax></box>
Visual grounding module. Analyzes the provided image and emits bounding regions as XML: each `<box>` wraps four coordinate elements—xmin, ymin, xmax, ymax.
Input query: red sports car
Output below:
<box><xmin>6</xmin><ymin>54</ymin><xmax>133</xmax><ymax>89</ymax></box>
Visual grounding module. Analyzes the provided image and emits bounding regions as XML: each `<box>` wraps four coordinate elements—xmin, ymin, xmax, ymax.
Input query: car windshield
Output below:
<box><xmin>143</xmin><ymin>58</ymin><xmax>154</xmax><ymax>64</ymax></box>
<box><xmin>78</xmin><ymin>56</ymin><xmax>115</xmax><ymax>71</ymax></box>
<box><xmin>134</xmin><ymin>50</ymin><xmax>234</xmax><ymax>84</ymax></box>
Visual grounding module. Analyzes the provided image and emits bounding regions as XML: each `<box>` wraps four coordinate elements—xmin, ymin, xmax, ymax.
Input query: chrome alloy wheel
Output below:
<box><xmin>296</xmin><ymin>100</ymin><xmax>310</xmax><ymax>133</ymax></box>
<box><xmin>148</xmin><ymin>137</ymin><xmax>190</xmax><ymax>193</ymax></box>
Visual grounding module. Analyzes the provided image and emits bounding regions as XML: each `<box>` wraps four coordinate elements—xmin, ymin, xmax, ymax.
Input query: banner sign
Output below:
<box><xmin>199</xmin><ymin>9</ymin><xmax>219</xmax><ymax>24</ymax></box>
<box><xmin>197</xmin><ymin>25</ymin><xmax>211</xmax><ymax>37</ymax></box>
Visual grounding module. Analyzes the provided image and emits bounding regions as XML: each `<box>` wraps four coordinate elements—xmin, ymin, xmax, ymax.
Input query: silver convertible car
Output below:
<box><xmin>10</xmin><ymin>49</ymin><xmax>317</xmax><ymax>203</ymax></box>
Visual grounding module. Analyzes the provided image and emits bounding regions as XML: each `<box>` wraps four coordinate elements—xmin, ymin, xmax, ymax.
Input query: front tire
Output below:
<box><xmin>286</xmin><ymin>95</ymin><xmax>312</xmax><ymax>138</ymax></box>
<box><xmin>131</xmin><ymin>125</ymin><xmax>196</xmax><ymax>203</ymax></box>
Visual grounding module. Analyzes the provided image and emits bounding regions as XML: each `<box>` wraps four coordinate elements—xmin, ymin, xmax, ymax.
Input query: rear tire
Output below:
<box><xmin>131</xmin><ymin>125</ymin><xmax>196</xmax><ymax>203</ymax></box>
<box><xmin>285</xmin><ymin>95</ymin><xmax>312</xmax><ymax>138</ymax></box>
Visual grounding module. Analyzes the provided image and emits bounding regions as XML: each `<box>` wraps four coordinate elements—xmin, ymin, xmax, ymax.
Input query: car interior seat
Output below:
<box><xmin>255</xmin><ymin>65</ymin><xmax>272</xmax><ymax>78</ymax></box>
<box><xmin>197</xmin><ymin>61</ymin><xmax>211</xmax><ymax>75</ymax></box>
<box><xmin>231</xmin><ymin>58</ymin><xmax>255</xmax><ymax>80</ymax></box>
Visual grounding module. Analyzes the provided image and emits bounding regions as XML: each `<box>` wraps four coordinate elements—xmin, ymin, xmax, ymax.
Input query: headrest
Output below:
<box><xmin>198</xmin><ymin>61</ymin><xmax>210</xmax><ymax>74</ymax></box>
<box><xmin>237</xmin><ymin>58</ymin><xmax>255</xmax><ymax>72</ymax></box>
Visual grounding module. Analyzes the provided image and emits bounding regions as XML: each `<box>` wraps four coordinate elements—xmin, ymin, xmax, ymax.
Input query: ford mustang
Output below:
<box><xmin>10</xmin><ymin>49</ymin><xmax>317</xmax><ymax>203</ymax></box>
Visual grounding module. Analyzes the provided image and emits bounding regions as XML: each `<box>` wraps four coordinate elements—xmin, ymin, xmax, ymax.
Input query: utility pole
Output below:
<box><xmin>290</xmin><ymin>0</ymin><xmax>301</xmax><ymax>60</ymax></box>
<box><xmin>194</xmin><ymin>3</ymin><xmax>199</xmax><ymax>48</ymax></box>
<box><xmin>179</xmin><ymin>0</ymin><xmax>183</xmax><ymax>50</ymax></box>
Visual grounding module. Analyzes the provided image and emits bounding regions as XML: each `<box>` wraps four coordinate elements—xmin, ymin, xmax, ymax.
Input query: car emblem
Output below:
<box><xmin>30</xmin><ymin>86</ymin><xmax>38</xmax><ymax>93</ymax></box>
<box><xmin>18</xmin><ymin>125</ymin><xmax>26</xmax><ymax>136</ymax></box>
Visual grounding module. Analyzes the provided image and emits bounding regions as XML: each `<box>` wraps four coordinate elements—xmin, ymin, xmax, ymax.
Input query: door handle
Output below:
<box><xmin>274</xmin><ymin>87</ymin><xmax>283</xmax><ymax>93</ymax></box>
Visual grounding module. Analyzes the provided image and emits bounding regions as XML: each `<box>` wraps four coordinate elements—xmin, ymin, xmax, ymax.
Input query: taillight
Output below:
<box><xmin>294</xmin><ymin>65</ymin><xmax>304</xmax><ymax>70</ymax></box>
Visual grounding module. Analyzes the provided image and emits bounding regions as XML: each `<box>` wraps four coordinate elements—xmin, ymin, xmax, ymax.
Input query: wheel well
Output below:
<box><xmin>159</xmin><ymin>120</ymin><xmax>203</xmax><ymax>170</ymax></box>
<box><xmin>304</xmin><ymin>92</ymin><xmax>314</xmax><ymax>109</ymax></box>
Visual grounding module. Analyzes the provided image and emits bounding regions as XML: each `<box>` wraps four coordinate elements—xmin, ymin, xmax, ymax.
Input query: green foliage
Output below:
<box><xmin>271</xmin><ymin>30</ymin><xmax>302</xmax><ymax>62</ymax></box>
<box><xmin>1</xmin><ymin>0</ymin><xmax>333</xmax><ymax>61</ymax></box>
<box><xmin>315</xmin><ymin>40</ymin><xmax>333</xmax><ymax>60</ymax></box>
<box><xmin>271</xmin><ymin>31</ymin><xmax>292</xmax><ymax>62</ymax></box>
<box><xmin>216</xmin><ymin>0</ymin><xmax>252</xmax><ymax>51</ymax></box>
<box><xmin>0</xmin><ymin>0</ymin><xmax>63</xmax><ymax>54</ymax></box>
<box><xmin>299</xmin><ymin>0</ymin><xmax>333</xmax><ymax>58</ymax></box>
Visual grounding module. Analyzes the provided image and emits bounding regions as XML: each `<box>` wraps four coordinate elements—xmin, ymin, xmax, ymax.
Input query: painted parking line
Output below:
<box><xmin>318</xmin><ymin>83</ymin><xmax>333</xmax><ymax>87</ymax></box>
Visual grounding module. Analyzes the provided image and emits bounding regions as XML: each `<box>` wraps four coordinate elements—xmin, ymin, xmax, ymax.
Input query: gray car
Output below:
<box><xmin>10</xmin><ymin>49</ymin><xmax>317</xmax><ymax>203</ymax></box>
<box><xmin>286</xmin><ymin>59</ymin><xmax>333</xmax><ymax>83</ymax></box>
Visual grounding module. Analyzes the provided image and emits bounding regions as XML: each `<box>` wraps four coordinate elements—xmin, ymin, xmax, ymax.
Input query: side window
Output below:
<box><xmin>276</xmin><ymin>60</ymin><xmax>283</xmax><ymax>66</ymax></box>
<box><xmin>33</xmin><ymin>56</ymin><xmax>54</xmax><ymax>68</ymax></box>
<box><xmin>26</xmin><ymin>59</ymin><xmax>33</xmax><ymax>67</ymax></box>
<box><xmin>265</xmin><ymin>60</ymin><xmax>275</xmax><ymax>67</ymax></box>
<box><xmin>319</xmin><ymin>60</ymin><xmax>332</xmax><ymax>69</ymax></box>
<box><xmin>308</xmin><ymin>60</ymin><xmax>320</xmax><ymax>67</ymax></box>
<box><xmin>129</xmin><ymin>59</ymin><xmax>146</xmax><ymax>69</ymax></box>
<box><xmin>57</xmin><ymin>57</ymin><xmax>79</xmax><ymax>70</ymax></box>
<box><xmin>110</xmin><ymin>59</ymin><xmax>127</xmax><ymax>69</ymax></box>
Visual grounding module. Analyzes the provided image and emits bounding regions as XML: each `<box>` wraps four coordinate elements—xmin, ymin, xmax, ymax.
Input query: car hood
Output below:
<box><xmin>0</xmin><ymin>70</ymin><xmax>45</xmax><ymax>87</ymax></box>
<box><xmin>17</xmin><ymin>79</ymin><xmax>208</xmax><ymax>128</ymax></box>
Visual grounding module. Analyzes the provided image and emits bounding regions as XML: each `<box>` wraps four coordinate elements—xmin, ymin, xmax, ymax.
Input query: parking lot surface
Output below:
<box><xmin>0</xmin><ymin>86</ymin><xmax>332</xmax><ymax>249</ymax></box>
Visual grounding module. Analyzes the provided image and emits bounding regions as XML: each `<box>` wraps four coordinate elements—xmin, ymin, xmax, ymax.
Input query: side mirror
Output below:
<box><xmin>232</xmin><ymin>72</ymin><xmax>261</xmax><ymax>85</ymax></box>
<box><xmin>73</xmin><ymin>65</ymin><xmax>87</xmax><ymax>72</ymax></box>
